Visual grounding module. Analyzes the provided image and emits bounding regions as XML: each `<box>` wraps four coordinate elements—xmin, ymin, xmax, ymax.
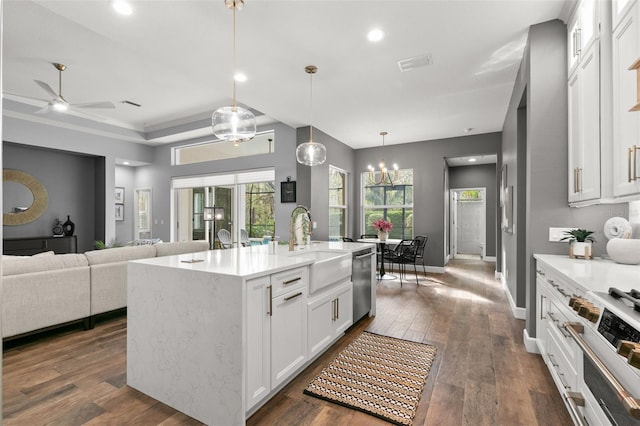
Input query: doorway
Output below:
<box><xmin>450</xmin><ymin>188</ymin><xmax>486</xmax><ymax>259</ymax></box>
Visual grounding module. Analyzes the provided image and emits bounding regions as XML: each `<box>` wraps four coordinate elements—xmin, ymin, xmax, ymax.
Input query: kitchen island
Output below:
<box><xmin>126</xmin><ymin>241</ymin><xmax>375</xmax><ymax>426</ymax></box>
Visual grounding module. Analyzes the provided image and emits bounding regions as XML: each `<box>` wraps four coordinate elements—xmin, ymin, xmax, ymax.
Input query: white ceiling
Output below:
<box><xmin>2</xmin><ymin>0</ymin><xmax>567</xmax><ymax>149</ymax></box>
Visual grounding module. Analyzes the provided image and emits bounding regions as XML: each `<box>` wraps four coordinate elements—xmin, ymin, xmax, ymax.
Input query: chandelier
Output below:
<box><xmin>367</xmin><ymin>131</ymin><xmax>398</xmax><ymax>185</ymax></box>
<box><xmin>212</xmin><ymin>0</ymin><xmax>257</xmax><ymax>146</ymax></box>
<box><xmin>296</xmin><ymin>65</ymin><xmax>327</xmax><ymax>166</ymax></box>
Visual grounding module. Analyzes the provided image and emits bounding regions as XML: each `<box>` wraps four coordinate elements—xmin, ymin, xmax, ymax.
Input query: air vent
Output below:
<box><xmin>121</xmin><ymin>100</ymin><xmax>142</xmax><ymax>107</ymax></box>
<box><xmin>397</xmin><ymin>53</ymin><xmax>433</xmax><ymax>72</ymax></box>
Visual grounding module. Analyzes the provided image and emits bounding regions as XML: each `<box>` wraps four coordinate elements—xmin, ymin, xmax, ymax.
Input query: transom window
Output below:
<box><xmin>362</xmin><ymin>169</ymin><xmax>413</xmax><ymax>239</ymax></box>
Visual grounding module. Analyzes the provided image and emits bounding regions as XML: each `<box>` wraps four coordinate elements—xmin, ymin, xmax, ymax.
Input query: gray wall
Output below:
<box><xmin>133</xmin><ymin>122</ymin><xmax>298</xmax><ymax>242</ymax></box>
<box><xmin>449</xmin><ymin>163</ymin><xmax>498</xmax><ymax>257</ymax></box>
<box><xmin>3</xmin><ymin>143</ymin><xmax>99</xmax><ymax>253</ymax></box>
<box><xmin>502</xmin><ymin>20</ymin><xmax>628</xmax><ymax>338</ymax></box>
<box><xmin>2</xmin><ymin>113</ymin><xmax>154</xmax><ymax>244</ymax></box>
<box><xmin>355</xmin><ymin>132</ymin><xmax>502</xmax><ymax>268</ymax></box>
<box><xmin>115</xmin><ymin>165</ymin><xmax>135</xmax><ymax>244</ymax></box>
<box><xmin>296</xmin><ymin>126</ymin><xmax>357</xmax><ymax>241</ymax></box>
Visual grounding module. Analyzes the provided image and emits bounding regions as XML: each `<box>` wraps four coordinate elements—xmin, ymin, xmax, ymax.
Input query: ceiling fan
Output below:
<box><xmin>24</xmin><ymin>62</ymin><xmax>115</xmax><ymax>119</ymax></box>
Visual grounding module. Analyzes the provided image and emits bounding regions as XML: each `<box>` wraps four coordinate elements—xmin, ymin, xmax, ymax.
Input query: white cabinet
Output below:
<box><xmin>567</xmin><ymin>0</ymin><xmax>601</xmax><ymax>205</ymax></box>
<box><xmin>245</xmin><ymin>275</ymin><xmax>272</xmax><ymax>410</ymax></box>
<box><xmin>613</xmin><ymin>2</ymin><xmax>640</xmax><ymax>197</ymax></box>
<box><xmin>568</xmin><ymin>0</ymin><xmax>598</xmax><ymax>76</ymax></box>
<box><xmin>307</xmin><ymin>279</ymin><xmax>353</xmax><ymax>359</ymax></box>
<box><xmin>271</xmin><ymin>286</ymin><xmax>308</xmax><ymax>389</ymax></box>
<box><xmin>568</xmin><ymin>42</ymin><xmax>601</xmax><ymax>203</ymax></box>
<box><xmin>245</xmin><ymin>266</ymin><xmax>309</xmax><ymax>412</ymax></box>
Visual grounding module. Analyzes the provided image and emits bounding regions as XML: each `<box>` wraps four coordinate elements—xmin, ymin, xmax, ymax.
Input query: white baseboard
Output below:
<box><xmin>483</xmin><ymin>256</ymin><xmax>496</xmax><ymax>262</ymax></box>
<box><xmin>523</xmin><ymin>329</ymin><xmax>540</xmax><ymax>354</ymax></box>
<box><xmin>495</xmin><ymin>271</ymin><xmax>501</xmax><ymax>280</ymax></box>
<box><xmin>501</xmin><ymin>273</ymin><xmax>526</xmax><ymax>320</ymax></box>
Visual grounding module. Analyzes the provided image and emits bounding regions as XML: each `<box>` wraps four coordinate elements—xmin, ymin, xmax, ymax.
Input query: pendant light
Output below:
<box><xmin>296</xmin><ymin>65</ymin><xmax>327</xmax><ymax>166</ymax></box>
<box><xmin>212</xmin><ymin>0</ymin><xmax>256</xmax><ymax>145</ymax></box>
<box><xmin>367</xmin><ymin>131</ymin><xmax>399</xmax><ymax>185</ymax></box>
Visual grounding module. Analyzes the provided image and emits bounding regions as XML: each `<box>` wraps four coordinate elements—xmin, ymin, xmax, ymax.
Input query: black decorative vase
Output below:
<box><xmin>62</xmin><ymin>215</ymin><xmax>75</xmax><ymax>236</ymax></box>
<box><xmin>52</xmin><ymin>218</ymin><xmax>64</xmax><ymax>236</ymax></box>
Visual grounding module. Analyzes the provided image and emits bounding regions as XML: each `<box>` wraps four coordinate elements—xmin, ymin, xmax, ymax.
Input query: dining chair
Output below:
<box><xmin>414</xmin><ymin>235</ymin><xmax>428</xmax><ymax>276</ymax></box>
<box><xmin>383</xmin><ymin>239</ymin><xmax>417</xmax><ymax>286</ymax></box>
<box><xmin>240</xmin><ymin>229</ymin><xmax>251</xmax><ymax>247</ymax></box>
<box><xmin>217</xmin><ymin>229</ymin><xmax>232</xmax><ymax>249</ymax></box>
<box><xmin>342</xmin><ymin>237</ymin><xmax>355</xmax><ymax>242</ymax></box>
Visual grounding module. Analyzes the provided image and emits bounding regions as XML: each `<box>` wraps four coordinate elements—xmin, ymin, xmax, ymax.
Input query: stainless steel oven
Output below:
<box><xmin>563</xmin><ymin>298</ymin><xmax>640</xmax><ymax>426</ymax></box>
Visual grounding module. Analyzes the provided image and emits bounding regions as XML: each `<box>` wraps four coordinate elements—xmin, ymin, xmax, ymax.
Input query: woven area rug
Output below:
<box><xmin>303</xmin><ymin>331</ymin><xmax>437</xmax><ymax>426</ymax></box>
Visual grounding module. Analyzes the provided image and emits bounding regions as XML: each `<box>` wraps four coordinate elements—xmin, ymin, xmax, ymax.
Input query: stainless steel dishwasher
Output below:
<box><xmin>352</xmin><ymin>248</ymin><xmax>375</xmax><ymax>321</ymax></box>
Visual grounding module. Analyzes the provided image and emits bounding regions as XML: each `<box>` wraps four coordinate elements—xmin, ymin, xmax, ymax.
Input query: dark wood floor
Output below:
<box><xmin>3</xmin><ymin>259</ymin><xmax>572</xmax><ymax>425</ymax></box>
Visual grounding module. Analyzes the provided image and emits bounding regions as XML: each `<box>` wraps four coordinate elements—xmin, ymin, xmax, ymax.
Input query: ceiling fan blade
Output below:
<box><xmin>72</xmin><ymin>101</ymin><xmax>115</xmax><ymax>109</ymax></box>
<box><xmin>67</xmin><ymin>106</ymin><xmax>108</xmax><ymax>121</ymax></box>
<box><xmin>3</xmin><ymin>92</ymin><xmax>49</xmax><ymax>103</ymax></box>
<box><xmin>34</xmin><ymin>80</ymin><xmax>59</xmax><ymax>99</ymax></box>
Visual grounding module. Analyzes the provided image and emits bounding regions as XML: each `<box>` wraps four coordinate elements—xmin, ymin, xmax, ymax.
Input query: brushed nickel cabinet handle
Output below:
<box><xmin>565</xmin><ymin>392</ymin><xmax>587</xmax><ymax>426</ymax></box>
<box><xmin>576</xmin><ymin>28</ymin><xmax>581</xmax><ymax>56</ymax></box>
<box><xmin>633</xmin><ymin>145</ymin><xmax>639</xmax><ymax>181</ymax></box>
<box><xmin>578</xmin><ymin>168</ymin><xmax>583</xmax><ymax>192</ymax></box>
<box><xmin>630</xmin><ymin>147</ymin><xmax>634</xmax><ymax>183</ymax></box>
<box><xmin>283</xmin><ymin>277</ymin><xmax>301</xmax><ymax>285</ymax></box>
<box><xmin>267</xmin><ymin>285</ymin><xmax>272</xmax><ymax>316</ymax></box>
<box><xmin>336</xmin><ymin>298</ymin><xmax>339</xmax><ymax>320</ymax></box>
<box><xmin>540</xmin><ymin>294</ymin><xmax>547</xmax><ymax>320</ymax></box>
<box><xmin>331</xmin><ymin>299</ymin><xmax>336</xmax><ymax>321</ymax></box>
<box><xmin>284</xmin><ymin>292</ymin><xmax>303</xmax><ymax>302</ymax></box>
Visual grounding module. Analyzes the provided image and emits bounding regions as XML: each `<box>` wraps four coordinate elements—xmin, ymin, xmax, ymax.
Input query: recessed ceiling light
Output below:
<box><xmin>367</xmin><ymin>29</ymin><xmax>384</xmax><ymax>42</ymax></box>
<box><xmin>234</xmin><ymin>73</ymin><xmax>247</xmax><ymax>83</ymax></box>
<box><xmin>468</xmin><ymin>158</ymin><xmax>477</xmax><ymax>163</ymax></box>
<box><xmin>111</xmin><ymin>0</ymin><xmax>133</xmax><ymax>16</ymax></box>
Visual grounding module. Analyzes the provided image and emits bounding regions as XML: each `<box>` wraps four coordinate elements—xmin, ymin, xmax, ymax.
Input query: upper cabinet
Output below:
<box><xmin>568</xmin><ymin>0</ymin><xmax>601</xmax><ymax>204</ymax></box>
<box><xmin>568</xmin><ymin>0</ymin><xmax>598</xmax><ymax>76</ymax></box>
<box><xmin>612</xmin><ymin>1</ymin><xmax>640</xmax><ymax>197</ymax></box>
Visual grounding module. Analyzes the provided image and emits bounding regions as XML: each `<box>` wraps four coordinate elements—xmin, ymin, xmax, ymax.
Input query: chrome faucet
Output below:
<box><xmin>289</xmin><ymin>205</ymin><xmax>312</xmax><ymax>251</ymax></box>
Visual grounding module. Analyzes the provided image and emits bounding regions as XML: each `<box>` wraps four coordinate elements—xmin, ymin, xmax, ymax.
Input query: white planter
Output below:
<box><xmin>570</xmin><ymin>241</ymin><xmax>592</xmax><ymax>259</ymax></box>
<box><xmin>607</xmin><ymin>238</ymin><xmax>640</xmax><ymax>264</ymax></box>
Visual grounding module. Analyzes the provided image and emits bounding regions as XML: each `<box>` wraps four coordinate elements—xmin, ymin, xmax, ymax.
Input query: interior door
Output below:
<box><xmin>456</xmin><ymin>189</ymin><xmax>486</xmax><ymax>256</ymax></box>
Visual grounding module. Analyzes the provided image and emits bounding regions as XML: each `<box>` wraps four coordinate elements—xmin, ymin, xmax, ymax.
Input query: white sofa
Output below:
<box><xmin>2</xmin><ymin>240</ymin><xmax>209</xmax><ymax>339</ymax></box>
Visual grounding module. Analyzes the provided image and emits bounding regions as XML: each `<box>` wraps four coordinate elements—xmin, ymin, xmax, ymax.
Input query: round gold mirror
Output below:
<box><xmin>3</xmin><ymin>169</ymin><xmax>49</xmax><ymax>226</ymax></box>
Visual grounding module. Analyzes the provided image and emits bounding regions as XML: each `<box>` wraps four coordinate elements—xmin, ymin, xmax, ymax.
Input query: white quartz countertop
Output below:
<box><xmin>130</xmin><ymin>241</ymin><xmax>375</xmax><ymax>280</ymax></box>
<box><xmin>534</xmin><ymin>254</ymin><xmax>640</xmax><ymax>294</ymax></box>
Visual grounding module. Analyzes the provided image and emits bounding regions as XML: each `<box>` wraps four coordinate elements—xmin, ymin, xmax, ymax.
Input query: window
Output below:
<box><xmin>329</xmin><ymin>166</ymin><xmax>348</xmax><ymax>239</ymax></box>
<box><xmin>362</xmin><ymin>169</ymin><xmax>413</xmax><ymax>239</ymax></box>
<box><xmin>173</xmin><ymin>131</ymin><xmax>275</xmax><ymax>165</ymax></box>
<box><xmin>135</xmin><ymin>188</ymin><xmax>152</xmax><ymax>239</ymax></box>
<box><xmin>245</xmin><ymin>182</ymin><xmax>275</xmax><ymax>238</ymax></box>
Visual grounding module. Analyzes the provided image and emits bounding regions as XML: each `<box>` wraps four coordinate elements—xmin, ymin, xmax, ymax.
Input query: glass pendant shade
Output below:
<box><xmin>212</xmin><ymin>105</ymin><xmax>256</xmax><ymax>142</ymax></box>
<box><xmin>296</xmin><ymin>140</ymin><xmax>327</xmax><ymax>166</ymax></box>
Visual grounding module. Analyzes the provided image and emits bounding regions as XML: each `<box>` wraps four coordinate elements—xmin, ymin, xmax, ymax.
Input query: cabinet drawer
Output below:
<box><xmin>546</xmin><ymin>298</ymin><xmax>579</xmax><ymax>366</ymax></box>
<box><xmin>271</xmin><ymin>266</ymin><xmax>308</xmax><ymax>297</ymax></box>
<box><xmin>547</xmin><ymin>324</ymin><xmax>578</xmax><ymax>393</ymax></box>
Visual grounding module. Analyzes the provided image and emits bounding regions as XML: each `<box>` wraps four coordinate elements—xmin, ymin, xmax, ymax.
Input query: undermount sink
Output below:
<box><xmin>289</xmin><ymin>250</ymin><xmax>351</xmax><ymax>294</ymax></box>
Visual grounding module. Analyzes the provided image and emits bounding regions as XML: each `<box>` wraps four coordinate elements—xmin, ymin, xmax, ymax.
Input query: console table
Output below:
<box><xmin>3</xmin><ymin>236</ymin><xmax>77</xmax><ymax>255</ymax></box>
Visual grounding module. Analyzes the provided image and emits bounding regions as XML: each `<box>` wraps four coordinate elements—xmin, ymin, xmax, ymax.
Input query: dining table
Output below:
<box><xmin>357</xmin><ymin>238</ymin><xmax>401</xmax><ymax>279</ymax></box>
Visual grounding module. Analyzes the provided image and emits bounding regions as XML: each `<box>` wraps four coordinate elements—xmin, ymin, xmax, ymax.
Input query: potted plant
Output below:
<box><xmin>372</xmin><ymin>219</ymin><xmax>393</xmax><ymax>241</ymax></box>
<box><xmin>561</xmin><ymin>228</ymin><xmax>595</xmax><ymax>259</ymax></box>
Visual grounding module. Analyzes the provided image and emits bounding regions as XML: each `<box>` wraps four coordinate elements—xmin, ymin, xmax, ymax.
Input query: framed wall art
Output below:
<box><xmin>281</xmin><ymin>180</ymin><xmax>296</xmax><ymax>203</ymax></box>
<box><xmin>115</xmin><ymin>187</ymin><xmax>125</xmax><ymax>204</ymax></box>
<box><xmin>115</xmin><ymin>204</ymin><xmax>124</xmax><ymax>222</ymax></box>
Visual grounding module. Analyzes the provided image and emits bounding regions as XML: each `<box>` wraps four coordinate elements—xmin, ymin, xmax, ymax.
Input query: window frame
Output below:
<box><xmin>329</xmin><ymin>165</ymin><xmax>348</xmax><ymax>240</ymax></box>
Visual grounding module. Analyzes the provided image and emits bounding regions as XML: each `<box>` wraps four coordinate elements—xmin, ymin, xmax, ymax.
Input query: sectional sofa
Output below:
<box><xmin>2</xmin><ymin>240</ymin><xmax>209</xmax><ymax>339</ymax></box>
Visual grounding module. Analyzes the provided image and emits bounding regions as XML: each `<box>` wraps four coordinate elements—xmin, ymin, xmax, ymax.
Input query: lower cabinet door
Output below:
<box><xmin>271</xmin><ymin>287</ymin><xmax>308</xmax><ymax>389</ymax></box>
<box><xmin>334</xmin><ymin>284</ymin><xmax>353</xmax><ymax>336</ymax></box>
<box><xmin>308</xmin><ymin>294</ymin><xmax>334</xmax><ymax>359</ymax></box>
<box><xmin>245</xmin><ymin>276</ymin><xmax>271</xmax><ymax>411</ymax></box>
